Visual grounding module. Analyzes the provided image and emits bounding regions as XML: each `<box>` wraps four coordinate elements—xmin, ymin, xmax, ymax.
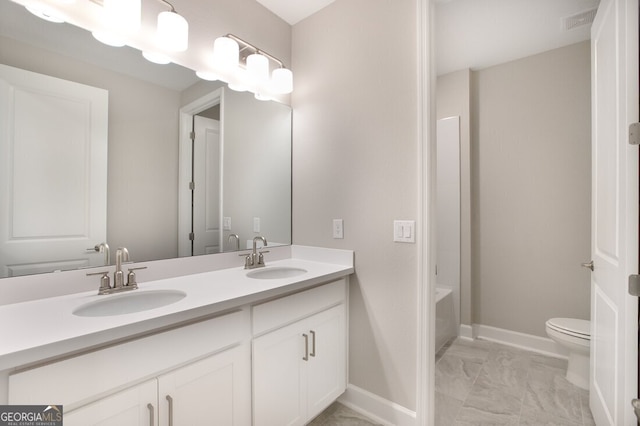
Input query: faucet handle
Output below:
<box><xmin>87</xmin><ymin>271</ymin><xmax>111</xmax><ymax>294</ymax></box>
<box><xmin>126</xmin><ymin>266</ymin><xmax>147</xmax><ymax>288</ymax></box>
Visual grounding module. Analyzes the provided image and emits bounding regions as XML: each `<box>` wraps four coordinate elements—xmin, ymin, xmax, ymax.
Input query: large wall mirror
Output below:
<box><xmin>0</xmin><ymin>0</ymin><xmax>292</xmax><ymax>278</ymax></box>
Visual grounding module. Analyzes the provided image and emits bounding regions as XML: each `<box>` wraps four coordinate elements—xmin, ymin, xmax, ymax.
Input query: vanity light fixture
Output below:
<box><xmin>197</xmin><ymin>34</ymin><xmax>294</xmax><ymax>100</ymax></box>
<box><xmin>92</xmin><ymin>0</ymin><xmax>141</xmax><ymax>47</ymax></box>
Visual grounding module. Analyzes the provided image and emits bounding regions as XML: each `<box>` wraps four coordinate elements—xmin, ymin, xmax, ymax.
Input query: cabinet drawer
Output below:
<box><xmin>9</xmin><ymin>308</ymin><xmax>249</xmax><ymax>410</ymax></box>
<box><xmin>252</xmin><ymin>279</ymin><xmax>346</xmax><ymax>336</ymax></box>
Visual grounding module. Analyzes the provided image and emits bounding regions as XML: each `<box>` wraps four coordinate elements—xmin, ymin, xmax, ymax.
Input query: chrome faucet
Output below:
<box><xmin>86</xmin><ymin>247</ymin><xmax>146</xmax><ymax>295</ymax></box>
<box><xmin>241</xmin><ymin>236</ymin><xmax>268</xmax><ymax>269</ymax></box>
<box><xmin>87</xmin><ymin>242</ymin><xmax>110</xmax><ymax>266</ymax></box>
<box><xmin>228</xmin><ymin>233</ymin><xmax>240</xmax><ymax>251</ymax></box>
<box><xmin>114</xmin><ymin>247</ymin><xmax>130</xmax><ymax>289</ymax></box>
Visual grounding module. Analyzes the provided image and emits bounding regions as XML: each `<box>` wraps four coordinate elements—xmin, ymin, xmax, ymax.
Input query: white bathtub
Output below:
<box><xmin>436</xmin><ymin>287</ymin><xmax>457</xmax><ymax>352</ymax></box>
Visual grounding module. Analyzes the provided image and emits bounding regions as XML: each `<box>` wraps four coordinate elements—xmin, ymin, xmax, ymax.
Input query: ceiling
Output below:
<box><xmin>256</xmin><ymin>0</ymin><xmax>601</xmax><ymax>76</ymax></box>
<box><xmin>435</xmin><ymin>0</ymin><xmax>600</xmax><ymax>75</ymax></box>
<box><xmin>255</xmin><ymin>0</ymin><xmax>336</xmax><ymax>25</ymax></box>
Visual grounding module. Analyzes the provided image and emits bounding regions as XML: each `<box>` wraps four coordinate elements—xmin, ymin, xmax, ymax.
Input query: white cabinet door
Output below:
<box><xmin>253</xmin><ymin>318</ymin><xmax>307</xmax><ymax>426</ymax></box>
<box><xmin>253</xmin><ymin>304</ymin><xmax>346</xmax><ymax>426</ymax></box>
<box><xmin>158</xmin><ymin>345</ymin><xmax>251</xmax><ymax>426</ymax></box>
<box><xmin>305</xmin><ymin>305</ymin><xmax>346</xmax><ymax>420</ymax></box>
<box><xmin>64</xmin><ymin>380</ymin><xmax>157</xmax><ymax>426</ymax></box>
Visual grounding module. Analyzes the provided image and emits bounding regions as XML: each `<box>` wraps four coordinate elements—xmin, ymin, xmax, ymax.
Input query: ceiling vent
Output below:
<box><xmin>562</xmin><ymin>9</ymin><xmax>597</xmax><ymax>31</ymax></box>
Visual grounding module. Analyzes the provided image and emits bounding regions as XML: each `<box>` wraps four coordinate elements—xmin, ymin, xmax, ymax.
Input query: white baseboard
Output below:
<box><xmin>458</xmin><ymin>323</ymin><xmax>474</xmax><ymax>340</ymax></box>
<box><xmin>338</xmin><ymin>384</ymin><xmax>416</xmax><ymax>426</ymax></box>
<box><xmin>472</xmin><ymin>324</ymin><xmax>569</xmax><ymax>359</ymax></box>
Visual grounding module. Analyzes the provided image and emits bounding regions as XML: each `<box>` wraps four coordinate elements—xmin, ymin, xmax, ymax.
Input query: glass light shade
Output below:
<box><xmin>272</xmin><ymin>68</ymin><xmax>293</xmax><ymax>94</ymax></box>
<box><xmin>157</xmin><ymin>11</ymin><xmax>188</xmax><ymax>52</ymax></box>
<box><xmin>246</xmin><ymin>53</ymin><xmax>269</xmax><ymax>88</ymax></box>
<box><xmin>142</xmin><ymin>51</ymin><xmax>171</xmax><ymax>64</ymax></box>
<box><xmin>212</xmin><ymin>37</ymin><xmax>239</xmax><ymax>72</ymax></box>
<box><xmin>195</xmin><ymin>71</ymin><xmax>220</xmax><ymax>81</ymax></box>
<box><xmin>92</xmin><ymin>0</ymin><xmax>140</xmax><ymax>47</ymax></box>
<box><xmin>103</xmin><ymin>0</ymin><xmax>141</xmax><ymax>32</ymax></box>
<box><xmin>25</xmin><ymin>4</ymin><xmax>65</xmax><ymax>23</ymax></box>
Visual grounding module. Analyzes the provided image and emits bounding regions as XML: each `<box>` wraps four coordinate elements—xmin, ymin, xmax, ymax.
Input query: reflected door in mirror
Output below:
<box><xmin>0</xmin><ymin>65</ymin><xmax>108</xmax><ymax>277</ymax></box>
<box><xmin>192</xmin><ymin>115</ymin><xmax>222</xmax><ymax>255</ymax></box>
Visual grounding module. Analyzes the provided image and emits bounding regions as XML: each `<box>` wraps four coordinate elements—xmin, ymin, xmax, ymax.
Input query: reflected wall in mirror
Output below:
<box><xmin>0</xmin><ymin>0</ymin><xmax>292</xmax><ymax>278</ymax></box>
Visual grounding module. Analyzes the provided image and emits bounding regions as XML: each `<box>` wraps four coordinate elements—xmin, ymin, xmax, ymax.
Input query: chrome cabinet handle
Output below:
<box><xmin>302</xmin><ymin>333</ymin><xmax>309</xmax><ymax>361</ymax></box>
<box><xmin>581</xmin><ymin>261</ymin><xmax>594</xmax><ymax>271</ymax></box>
<box><xmin>147</xmin><ymin>403</ymin><xmax>154</xmax><ymax>426</ymax></box>
<box><xmin>310</xmin><ymin>330</ymin><xmax>316</xmax><ymax>357</ymax></box>
<box><xmin>166</xmin><ymin>395</ymin><xmax>174</xmax><ymax>426</ymax></box>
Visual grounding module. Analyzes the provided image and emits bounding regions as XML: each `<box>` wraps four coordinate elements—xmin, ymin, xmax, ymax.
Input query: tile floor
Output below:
<box><xmin>435</xmin><ymin>338</ymin><xmax>596</xmax><ymax>425</ymax></box>
<box><xmin>309</xmin><ymin>338</ymin><xmax>596</xmax><ymax>425</ymax></box>
<box><xmin>308</xmin><ymin>402</ymin><xmax>380</xmax><ymax>425</ymax></box>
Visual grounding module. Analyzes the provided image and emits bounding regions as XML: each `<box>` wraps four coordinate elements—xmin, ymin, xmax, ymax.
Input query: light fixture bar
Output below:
<box><xmin>225</xmin><ymin>33</ymin><xmax>287</xmax><ymax>69</ymax></box>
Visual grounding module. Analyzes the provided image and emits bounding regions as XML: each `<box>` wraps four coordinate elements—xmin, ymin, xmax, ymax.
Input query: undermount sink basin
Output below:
<box><xmin>73</xmin><ymin>289</ymin><xmax>187</xmax><ymax>317</ymax></box>
<box><xmin>246</xmin><ymin>266</ymin><xmax>308</xmax><ymax>280</ymax></box>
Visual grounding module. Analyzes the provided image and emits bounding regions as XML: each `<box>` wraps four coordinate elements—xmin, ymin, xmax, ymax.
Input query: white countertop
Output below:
<box><xmin>0</xmin><ymin>248</ymin><xmax>354</xmax><ymax>371</ymax></box>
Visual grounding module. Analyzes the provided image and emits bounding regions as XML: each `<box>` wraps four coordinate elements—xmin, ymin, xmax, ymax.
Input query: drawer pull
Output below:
<box><xmin>302</xmin><ymin>333</ymin><xmax>309</xmax><ymax>361</ymax></box>
<box><xmin>147</xmin><ymin>403</ymin><xmax>154</xmax><ymax>426</ymax></box>
<box><xmin>310</xmin><ymin>330</ymin><xmax>316</xmax><ymax>357</ymax></box>
<box><xmin>166</xmin><ymin>395</ymin><xmax>174</xmax><ymax>426</ymax></box>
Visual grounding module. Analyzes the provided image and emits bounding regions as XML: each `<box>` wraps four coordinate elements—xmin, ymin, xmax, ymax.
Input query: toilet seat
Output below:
<box><xmin>546</xmin><ymin>318</ymin><xmax>590</xmax><ymax>340</ymax></box>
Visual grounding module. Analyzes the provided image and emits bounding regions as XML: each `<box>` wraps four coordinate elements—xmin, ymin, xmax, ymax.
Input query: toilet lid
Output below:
<box><xmin>547</xmin><ymin>318</ymin><xmax>591</xmax><ymax>339</ymax></box>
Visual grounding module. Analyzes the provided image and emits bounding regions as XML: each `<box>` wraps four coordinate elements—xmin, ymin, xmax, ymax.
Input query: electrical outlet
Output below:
<box><xmin>253</xmin><ymin>217</ymin><xmax>260</xmax><ymax>233</ymax></box>
<box><xmin>223</xmin><ymin>217</ymin><xmax>232</xmax><ymax>230</ymax></box>
<box><xmin>333</xmin><ymin>219</ymin><xmax>344</xmax><ymax>239</ymax></box>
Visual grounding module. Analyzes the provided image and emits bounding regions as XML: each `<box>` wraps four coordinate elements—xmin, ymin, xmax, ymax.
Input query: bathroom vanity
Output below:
<box><xmin>0</xmin><ymin>246</ymin><xmax>353</xmax><ymax>426</ymax></box>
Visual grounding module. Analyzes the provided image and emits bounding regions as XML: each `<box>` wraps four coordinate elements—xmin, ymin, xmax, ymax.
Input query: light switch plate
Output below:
<box><xmin>333</xmin><ymin>219</ymin><xmax>344</xmax><ymax>239</ymax></box>
<box><xmin>394</xmin><ymin>220</ymin><xmax>415</xmax><ymax>243</ymax></box>
<box><xmin>223</xmin><ymin>217</ymin><xmax>232</xmax><ymax>230</ymax></box>
<box><xmin>253</xmin><ymin>217</ymin><xmax>260</xmax><ymax>233</ymax></box>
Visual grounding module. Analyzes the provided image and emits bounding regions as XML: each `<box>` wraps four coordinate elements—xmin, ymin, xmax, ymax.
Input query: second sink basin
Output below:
<box><xmin>246</xmin><ymin>266</ymin><xmax>308</xmax><ymax>280</ymax></box>
<box><xmin>73</xmin><ymin>289</ymin><xmax>187</xmax><ymax>317</ymax></box>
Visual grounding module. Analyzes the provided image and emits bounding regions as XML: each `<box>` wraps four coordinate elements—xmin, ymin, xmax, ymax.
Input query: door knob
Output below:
<box><xmin>581</xmin><ymin>261</ymin><xmax>594</xmax><ymax>271</ymax></box>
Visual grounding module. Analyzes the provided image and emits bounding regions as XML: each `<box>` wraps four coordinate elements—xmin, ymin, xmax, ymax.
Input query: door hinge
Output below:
<box><xmin>188</xmin><ymin>232</ymin><xmax>195</xmax><ymax>241</ymax></box>
<box><xmin>629</xmin><ymin>122</ymin><xmax>640</xmax><ymax>145</ymax></box>
<box><xmin>189</xmin><ymin>181</ymin><xmax>195</xmax><ymax>190</ymax></box>
<box><xmin>628</xmin><ymin>274</ymin><xmax>640</xmax><ymax>296</ymax></box>
<box><xmin>189</xmin><ymin>131</ymin><xmax>195</xmax><ymax>141</ymax></box>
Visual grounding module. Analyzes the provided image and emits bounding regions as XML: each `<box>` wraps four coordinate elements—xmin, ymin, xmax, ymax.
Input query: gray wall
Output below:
<box><xmin>292</xmin><ymin>0</ymin><xmax>419</xmax><ymax>410</ymax></box>
<box><xmin>471</xmin><ymin>41</ymin><xmax>592</xmax><ymax>336</ymax></box>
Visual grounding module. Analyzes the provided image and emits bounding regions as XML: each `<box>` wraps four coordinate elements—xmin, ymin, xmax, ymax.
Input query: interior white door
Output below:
<box><xmin>192</xmin><ymin>115</ymin><xmax>222</xmax><ymax>256</ymax></box>
<box><xmin>0</xmin><ymin>64</ymin><xmax>108</xmax><ymax>277</ymax></box>
<box><xmin>589</xmin><ymin>0</ymin><xmax>639</xmax><ymax>424</ymax></box>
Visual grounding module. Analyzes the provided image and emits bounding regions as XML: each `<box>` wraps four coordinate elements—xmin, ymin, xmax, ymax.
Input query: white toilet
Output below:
<box><xmin>545</xmin><ymin>317</ymin><xmax>591</xmax><ymax>390</ymax></box>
